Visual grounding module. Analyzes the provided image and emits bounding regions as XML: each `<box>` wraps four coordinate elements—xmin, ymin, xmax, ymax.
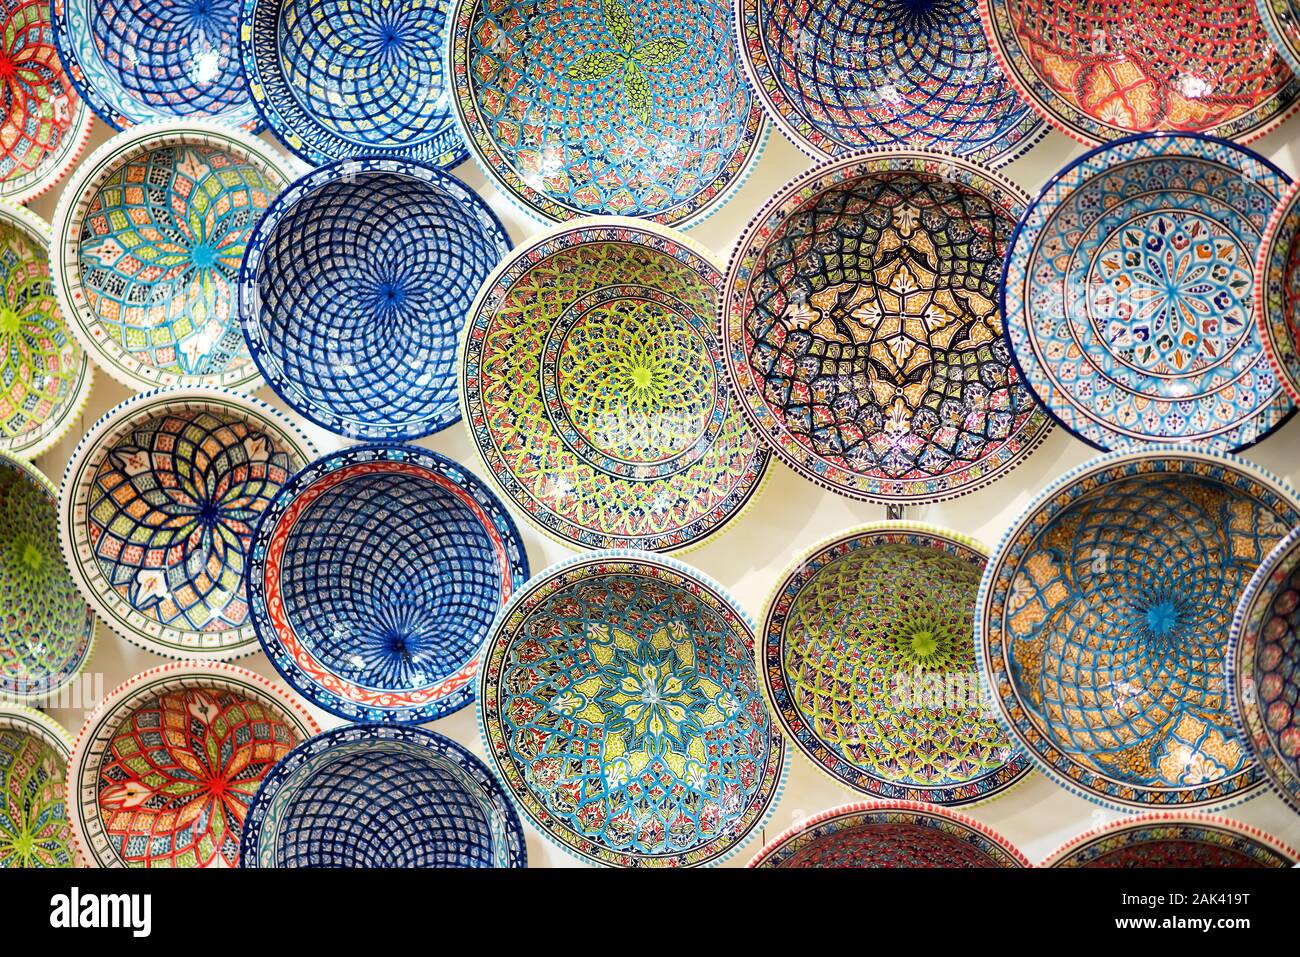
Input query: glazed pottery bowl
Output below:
<box><xmin>0</xmin><ymin>705</ymin><xmax>75</xmax><ymax>868</ymax></box>
<box><xmin>68</xmin><ymin>663</ymin><xmax>319</xmax><ymax>868</ymax></box>
<box><xmin>461</xmin><ymin>217</ymin><xmax>768</xmax><ymax>551</ymax></box>
<box><xmin>1258</xmin><ymin>0</ymin><xmax>1300</xmax><ymax>75</ymax></box>
<box><xmin>52</xmin><ymin>121</ymin><xmax>293</xmax><ymax>391</ymax></box>
<box><xmin>59</xmin><ymin>387</ymin><xmax>316</xmax><ymax>659</ymax></box>
<box><xmin>978</xmin><ymin>447</ymin><xmax>1300</xmax><ymax>811</ymax></box>
<box><xmin>479</xmin><ymin>550</ymin><xmax>785</xmax><ymax>867</ymax></box>
<box><xmin>242</xmin><ymin>159</ymin><xmax>509</xmax><ymax>440</ymax></box>
<box><xmin>249</xmin><ymin>444</ymin><xmax>528</xmax><ymax>724</ymax></box>
<box><xmin>240</xmin><ymin>725</ymin><xmax>527</xmax><ymax>868</ymax></box>
<box><xmin>1257</xmin><ymin>178</ymin><xmax>1300</xmax><ymax>405</ymax></box>
<box><xmin>748</xmin><ymin>801</ymin><xmax>1029</xmax><ymax>867</ymax></box>
<box><xmin>0</xmin><ymin>453</ymin><xmax>94</xmax><ymax>701</ymax></box>
<box><xmin>1041</xmin><ymin>814</ymin><xmax>1298</xmax><ymax>867</ymax></box>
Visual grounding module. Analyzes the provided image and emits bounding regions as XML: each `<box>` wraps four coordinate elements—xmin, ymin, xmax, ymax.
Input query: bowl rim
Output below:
<box><xmin>1038</xmin><ymin>811</ymin><xmax>1300</xmax><ymax>867</ymax></box>
<box><xmin>1255</xmin><ymin>176</ymin><xmax>1300</xmax><ymax>407</ymax></box>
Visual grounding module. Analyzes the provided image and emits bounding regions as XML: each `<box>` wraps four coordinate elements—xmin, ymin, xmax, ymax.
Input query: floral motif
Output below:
<box><xmin>568</xmin><ymin>0</ymin><xmax>689</xmax><ymax>122</ymax></box>
<box><xmin>0</xmin><ymin>727</ymin><xmax>72</xmax><ymax>867</ymax></box>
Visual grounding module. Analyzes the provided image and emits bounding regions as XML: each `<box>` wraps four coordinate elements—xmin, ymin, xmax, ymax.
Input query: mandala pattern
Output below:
<box><xmin>721</xmin><ymin>151</ymin><xmax>1050</xmax><ymax>503</ymax></box>
<box><xmin>978</xmin><ymin>448</ymin><xmax>1300</xmax><ymax>810</ymax></box>
<box><xmin>249</xmin><ymin>445</ymin><xmax>529</xmax><ymax>724</ymax></box>
<box><xmin>1005</xmin><ymin>134</ymin><xmax>1291</xmax><ymax>451</ymax></box>
<box><xmin>1257</xmin><ymin>179</ymin><xmax>1300</xmax><ymax>405</ymax></box>
<box><xmin>0</xmin><ymin>0</ymin><xmax>91</xmax><ymax>202</ymax></box>
<box><xmin>0</xmin><ymin>708</ymin><xmax>74</xmax><ymax>868</ymax></box>
<box><xmin>242</xmin><ymin>0</ymin><xmax>466</xmax><ymax>166</ymax></box>
<box><xmin>462</xmin><ymin>221</ymin><xmax>768</xmax><ymax>551</ymax></box>
<box><xmin>0</xmin><ymin>202</ymin><xmax>91</xmax><ymax>460</ymax></box>
<box><xmin>479</xmin><ymin>552</ymin><xmax>785</xmax><ymax>866</ymax></box>
<box><xmin>980</xmin><ymin>0</ymin><xmax>1300</xmax><ymax>143</ymax></box>
<box><xmin>68</xmin><ymin>664</ymin><xmax>319</xmax><ymax>868</ymax></box>
<box><xmin>448</xmin><ymin>0</ymin><xmax>765</xmax><ymax>226</ymax></box>
<box><xmin>241</xmin><ymin>726</ymin><xmax>527</xmax><ymax>868</ymax></box>
<box><xmin>55</xmin><ymin>124</ymin><xmax>289</xmax><ymax>391</ymax></box>
<box><xmin>736</xmin><ymin>0</ymin><xmax>1045</xmax><ymax>164</ymax></box>
<box><xmin>763</xmin><ymin>524</ymin><xmax>1029</xmax><ymax>804</ymax></box>
<box><xmin>1229</xmin><ymin>527</ymin><xmax>1300</xmax><ymax>813</ymax></box>
<box><xmin>52</xmin><ymin>0</ymin><xmax>259</xmax><ymax>130</ymax></box>
<box><xmin>1257</xmin><ymin>0</ymin><xmax>1300</xmax><ymax>76</ymax></box>
<box><xmin>748</xmin><ymin>801</ymin><xmax>1029</xmax><ymax>867</ymax></box>
<box><xmin>1042</xmin><ymin>814</ymin><xmax>1298</xmax><ymax>866</ymax></box>
<box><xmin>0</xmin><ymin>454</ymin><xmax>93</xmax><ymax>700</ymax></box>
<box><xmin>60</xmin><ymin>390</ymin><xmax>314</xmax><ymax>658</ymax></box>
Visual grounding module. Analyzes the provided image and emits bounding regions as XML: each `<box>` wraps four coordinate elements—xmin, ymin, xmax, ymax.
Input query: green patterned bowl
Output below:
<box><xmin>0</xmin><ymin>704</ymin><xmax>76</xmax><ymax>867</ymax></box>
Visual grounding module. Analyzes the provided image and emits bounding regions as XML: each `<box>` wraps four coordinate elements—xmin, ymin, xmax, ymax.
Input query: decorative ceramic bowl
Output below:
<box><xmin>722</xmin><ymin>150</ymin><xmax>1051</xmax><ymax>503</ymax></box>
<box><xmin>0</xmin><ymin>453</ymin><xmax>94</xmax><ymax>702</ymax></box>
<box><xmin>978</xmin><ymin>447</ymin><xmax>1300</xmax><ymax>811</ymax></box>
<box><xmin>242</xmin><ymin>159</ymin><xmax>509</xmax><ymax>440</ymax></box>
<box><xmin>461</xmin><ymin>218</ymin><xmax>769</xmax><ymax>551</ymax></box>
<box><xmin>1004</xmin><ymin>133</ymin><xmax>1292</xmax><ymax>452</ymax></box>
<box><xmin>241</xmin><ymin>0</ymin><xmax>466</xmax><ymax>167</ymax></box>
<box><xmin>735</xmin><ymin>0</ymin><xmax>1045</xmax><ymax>164</ymax></box>
<box><xmin>1042</xmin><ymin>814</ymin><xmax>1298</xmax><ymax>867</ymax></box>
<box><xmin>762</xmin><ymin>523</ymin><xmax>1029</xmax><ymax>804</ymax></box>
<box><xmin>1229</xmin><ymin>526</ymin><xmax>1300</xmax><ymax>814</ymax></box>
<box><xmin>979</xmin><ymin>0</ymin><xmax>1300</xmax><ymax>144</ymax></box>
<box><xmin>479</xmin><ymin>550</ymin><xmax>785</xmax><ymax>867</ymax></box>
<box><xmin>68</xmin><ymin>662</ymin><xmax>320</xmax><ymax>868</ymax></box>
<box><xmin>0</xmin><ymin>202</ymin><xmax>92</xmax><ymax>460</ymax></box>
<box><xmin>1257</xmin><ymin>178</ymin><xmax>1300</xmax><ymax>404</ymax></box>
<box><xmin>240</xmin><ymin>725</ymin><xmax>527</xmax><ymax>868</ymax></box>
<box><xmin>52</xmin><ymin>121</ymin><xmax>292</xmax><ymax>392</ymax></box>
<box><xmin>1258</xmin><ymin>0</ymin><xmax>1300</xmax><ymax>76</ymax></box>
<box><xmin>249</xmin><ymin>444</ymin><xmax>528</xmax><ymax>724</ymax></box>
<box><xmin>0</xmin><ymin>0</ymin><xmax>93</xmax><ymax>202</ymax></box>
<box><xmin>51</xmin><ymin>0</ymin><xmax>259</xmax><ymax>130</ymax></box>
<box><xmin>0</xmin><ymin>704</ymin><xmax>75</xmax><ymax>867</ymax></box>
<box><xmin>59</xmin><ymin>388</ymin><xmax>315</xmax><ymax>660</ymax></box>
<box><xmin>447</xmin><ymin>0</ymin><xmax>765</xmax><ymax>227</ymax></box>
<box><xmin>748</xmin><ymin>801</ymin><xmax>1029</xmax><ymax>867</ymax></box>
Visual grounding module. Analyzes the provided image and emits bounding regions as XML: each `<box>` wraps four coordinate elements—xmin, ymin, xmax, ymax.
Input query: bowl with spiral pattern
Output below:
<box><xmin>240</xmin><ymin>725</ymin><xmax>527</xmax><ymax>868</ymax></box>
<box><xmin>0</xmin><ymin>704</ymin><xmax>76</xmax><ymax>867</ymax></box>
<box><xmin>978</xmin><ymin>447</ymin><xmax>1300</xmax><ymax>811</ymax></box>
<box><xmin>241</xmin><ymin>158</ymin><xmax>510</xmax><ymax>440</ymax></box>
<box><xmin>1041</xmin><ymin>813</ymin><xmax>1298</xmax><ymax>867</ymax></box>
<box><xmin>68</xmin><ymin>662</ymin><xmax>320</xmax><ymax>868</ymax></box>
<box><xmin>249</xmin><ymin>444</ymin><xmax>529</xmax><ymax>724</ymax></box>
<box><xmin>59</xmin><ymin>387</ymin><xmax>316</xmax><ymax>660</ymax></box>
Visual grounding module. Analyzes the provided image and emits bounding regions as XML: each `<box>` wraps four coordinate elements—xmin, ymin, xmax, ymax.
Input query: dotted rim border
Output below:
<box><xmin>1257</xmin><ymin>0</ymin><xmax>1300</xmax><ymax>78</ymax></box>
<box><xmin>1040</xmin><ymin>810</ymin><xmax>1300</xmax><ymax>867</ymax></box>
<box><xmin>1255</xmin><ymin>175</ymin><xmax>1300</xmax><ymax>406</ymax></box>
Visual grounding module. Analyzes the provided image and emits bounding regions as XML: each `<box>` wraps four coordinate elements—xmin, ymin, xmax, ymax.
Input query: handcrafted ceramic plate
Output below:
<box><xmin>249</xmin><ymin>444</ymin><xmax>528</xmax><ymax>724</ymax></box>
<box><xmin>461</xmin><ymin>218</ymin><xmax>769</xmax><ymax>551</ymax></box>
<box><xmin>0</xmin><ymin>0</ymin><xmax>93</xmax><ymax>202</ymax></box>
<box><xmin>51</xmin><ymin>0</ymin><xmax>259</xmax><ymax>130</ymax></box>
<box><xmin>0</xmin><ymin>201</ymin><xmax>92</xmax><ymax>460</ymax></box>
<box><xmin>68</xmin><ymin>662</ymin><xmax>320</xmax><ymax>868</ymax></box>
<box><xmin>0</xmin><ymin>704</ymin><xmax>75</xmax><ymax>867</ymax></box>
<box><xmin>1258</xmin><ymin>0</ymin><xmax>1300</xmax><ymax>76</ymax></box>
<box><xmin>0</xmin><ymin>453</ymin><xmax>94</xmax><ymax>702</ymax></box>
<box><xmin>242</xmin><ymin>0</ymin><xmax>466</xmax><ymax>167</ymax></box>
<box><xmin>1257</xmin><ymin>178</ymin><xmax>1300</xmax><ymax>404</ymax></box>
<box><xmin>762</xmin><ymin>523</ymin><xmax>1029</xmax><ymax>804</ymax></box>
<box><xmin>748</xmin><ymin>801</ymin><xmax>1029</xmax><ymax>867</ymax></box>
<box><xmin>241</xmin><ymin>725</ymin><xmax>527</xmax><ymax>868</ymax></box>
<box><xmin>978</xmin><ymin>447</ymin><xmax>1300</xmax><ymax>811</ymax></box>
<box><xmin>479</xmin><ymin>550</ymin><xmax>786</xmax><ymax>867</ymax></box>
<box><xmin>447</xmin><ymin>0</ymin><xmax>765</xmax><ymax>227</ymax></box>
<box><xmin>1229</xmin><ymin>527</ymin><xmax>1300</xmax><ymax>814</ymax></box>
<box><xmin>722</xmin><ymin>150</ymin><xmax>1051</xmax><ymax>503</ymax></box>
<box><xmin>1042</xmin><ymin>813</ymin><xmax>1298</xmax><ymax>867</ymax></box>
<box><xmin>60</xmin><ymin>387</ymin><xmax>315</xmax><ymax>659</ymax></box>
<box><xmin>53</xmin><ymin>121</ymin><xmax>292</xmax><ymax>392</ymax></box>
<box><xmin>979</xmin><ymin>0</ymin><xmax>1300</xmax><ymax>144</ymax></box>
<box><xmin>735</xmin><ymin>0</ymin><xmax>1045</xmax><ymax>164</ymax></box>
<box><xmin>1005</xmin><ymin>133</ymin><xmax>1293</xmax><ymax>452</ymax></box>
<box><xmin>242</xmin><ymin>159</ymin><xmax>509</xmax><ymax>440</ymax></box>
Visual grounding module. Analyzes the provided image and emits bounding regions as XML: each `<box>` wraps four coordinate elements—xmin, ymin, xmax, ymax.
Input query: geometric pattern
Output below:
<box><xmin>447</xmin><ymin>0</ymin><xmax>766</xmax><ymax>227</ymax></box>
<box><xmin>1041</xmin><ymin>813</ymin><xmax>1298</xmax><ymax>866</ymax></box>
<box><xmin>1257</xmin><ymin>0</ymin><xmax>1300</xmax><ymax>76</ymax></box>
<box><xmin>1257</xmin><ymin>179</ymin><xmax>1300</xmax><ymax>405</ymax></box>
<box><xmin>762</xmin><ymin>523</ymin><xmax>1029</xmax><ymax>804</ymax></box>
<box><xmin>1004</xmin><ymin>133</ymin><xmax>1292</xmax><ymax>451</ymax></box>
<box><xmin>462</xmin><ymin>221</ymin><xmax>769</xmax><ymax>551</ymax></box>
<box><xmin>981</xmin><ymin>0</ymin><xmax>1300</xmax><ymax>144</ymax></box>
<box><xmin>748</xmin><ymin>801</ymin><xmax>1030</xmax><ymax>868</ymax></box>
<box><xmin>978</xmin><ymin>447</ymin><xmax>1300</xmax><ymax>811</ymax></box>
<box><xmin>0</xmin><ymin>705</ymin><xmax>74</xmax><ymax>868</ymax></box>
<box><xmin>242</xmin><ymin>0</ymin><xmax>467</xmax><ymax>167</ymax></box>
<box><xmin>479</xmin><ymin>551</ymin><xmax>786</xmax><ymax>867</ymax></box>
<box><xmin>721</xmin><ymin>151</ymin><xmax>1051</xmax><ymax>503</ymax></box>
<box><xmin>736</xmin><ymin>0</ymin><xmax>1046</xmax><ymax>165</ymax></box>
<box><xmin>67</xmin><ymin>662</ymin><xmax>319</xmax><ymax>868</ymax></box>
